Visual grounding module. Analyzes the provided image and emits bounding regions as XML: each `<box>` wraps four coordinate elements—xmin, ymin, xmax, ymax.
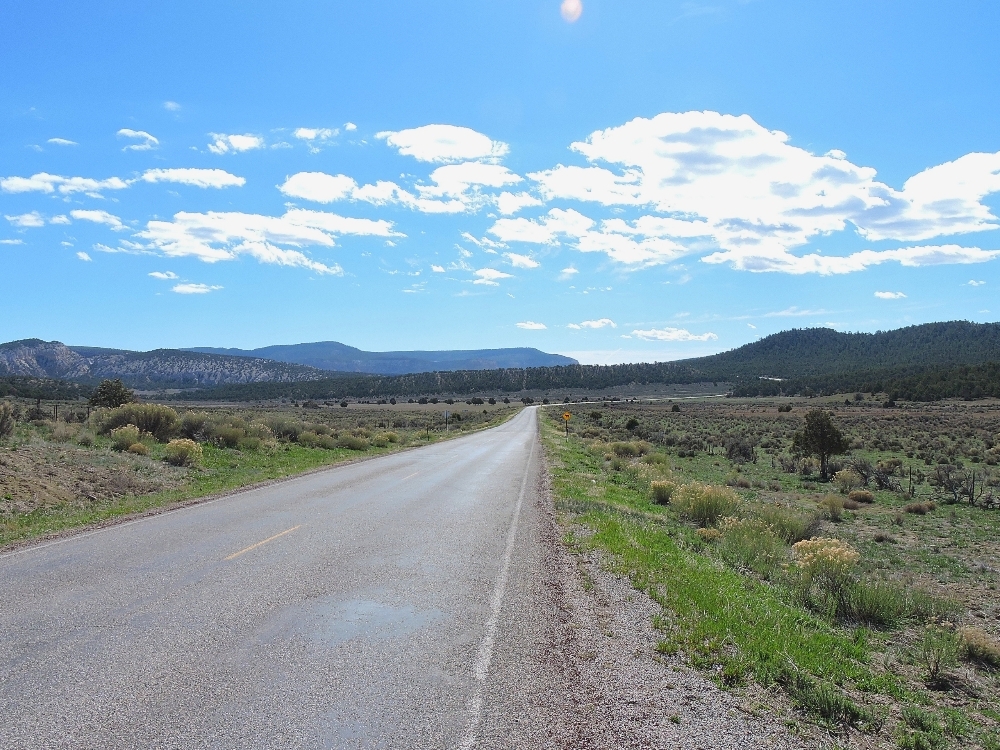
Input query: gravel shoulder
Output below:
<box><xmin>491</xmin><ymin>456</ymin><xmax>841</xmax><ymax>749</ymax></box>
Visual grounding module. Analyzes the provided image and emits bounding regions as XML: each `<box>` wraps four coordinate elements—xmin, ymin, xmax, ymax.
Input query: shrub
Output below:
<box><xmin>265</xmin><ymin>417</ymin><xmax>303</xmax><ymax>442</ymax></box>
<box><xmin>959</xmin><ymin>626</ymin><xmax>1000</xmax><ymax>670</ymax></box>
<box><xmin>674</xmin><ymin>483</ymin><xmax>740</xmax><ymax>527</ymax></box>
<box><xmin>298</xmin><ymin>431</ymin><xmax>337</xmax><ymax>449</ymax></box>
<box><xmin>51</xmin><ymin>422</ymin><xmax>78</xmax><ymax>443</ymax></box>
<box><xmin>98</xmin><ymin>403</ymin><xmax>178</xmax><ymax>442</ymax></box>
<box><xmin>76</xmin><ymin>431</ymin><xmax>95</xmax><ymax>447</ymax></box>
<box><xmin>211</xmin><ymin>426</ymin><xmax>244</xmax><ymax>449</ymax></box>
<box><xmin>841</xmin><ymin>497</ymin><xmax>862</xmax><ymax>511</ymax></box>
<box><xmin>848</xmin><ymin>489</ymin><xmax>874</xmax><ymax>504</ymax></box>
<box><xmin>179</xmin><ymin>411</ymin><xmax>210</xmax><ymax>439</ymax></box>
<box><xmin>337</xmin><ymin>435</ymin><xmax>369</xmax><ymax>451</ymax></box>
<box><xmin>834</xmin><ymin>469</ymin><xmax>863</xmax><ymax>494</ymax></box>
<box><xmin>718</xmin><ymin>517</ymin><xmax>787</xmax><ymax>578</ymax></box>
<box><xmin>843</xmin><ymin>579</ymin><xmax>909</xmax><ymax>629</ymax></box>
<box><xmin>754</xmin><ymin>503</ymin><xmax>819</xmax><ymax>544</ymax></box>
<box><xmin>777</xmin><ymin>666</ymin><xmax>869</xmax><ymax>726</ymax></box>
<box><xmin>904</xmin><ymin>501</ymin><xmax>936</xmax><ymax>515</ymax></box>
<box><xmin>127</xmin><ymin>442</ymin><xmax>148</xmax><ymax>456</ymax></box>
<box><xmin>918</xmin><ymin>624</ymin><xmax>959</xmax><ymax>686</ymax></box>
<box><xmin>792</xmin><ymin>537</ymin><xmax>859</xmax><ymax>613</ymax></box>
<box><xmin>650</xmin><ymin>479</ymin><xmax>678</xmax><ymax>505</ymax></box>
<box><xmin>383</xmin><ymin>431</ymin><xmax>399</xmax><ymax>443</ymax></box>
<box><xmin>110</xmin><ymin>424</ymin><xmax>142</xmax><ymax>451</ymax></box>
<box><xmin>820</xmin><ymin>494</ymin><xmax>844</xmax><ymax>521</ymax></box>
<box><xmin>237</xmin><ymin>437</ymin><xmax>263</xmax><ymax>451</ymax></box>
<box><xmin>163</xmin><ymin>439</ymin><xmax>202</xmax><ymax>467</ymax></box>
<box><xmin>696</xmin><ymin>527</ymin><xmax>721</xmax><ymax>542</ymax></box>
<box><xmin>611</xmin><ymin>441</ymin><xmax>641</xmax><ymax>457</ymax></box>
<box><xmin>0</xmin><ymin>402</ymin><xmax>15</xmax><ymax>439</ymax></box>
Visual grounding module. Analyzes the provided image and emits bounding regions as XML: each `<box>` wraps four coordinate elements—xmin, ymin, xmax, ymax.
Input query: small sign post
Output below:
<box><xmin>562</xmin><ymin>411</ymin><xmax>571</xmax><ymax>437</ymax></box>
<box><xmin>444</xmin><ymin>410</ymin><xmax>450</xmax><ymax>432</ymax></box>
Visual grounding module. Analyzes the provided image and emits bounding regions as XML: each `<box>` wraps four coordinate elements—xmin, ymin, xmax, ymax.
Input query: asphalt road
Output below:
<box><xmin>0</xmin><ymin>406</ymin><xmax>549</xmax><ymax>749</ymax></box>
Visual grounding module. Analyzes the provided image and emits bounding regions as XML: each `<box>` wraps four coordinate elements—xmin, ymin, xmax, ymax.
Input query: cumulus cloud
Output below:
<box><xmin>503</xmin><ymin>110</ymin><xmax>1000</xmax><ymax>273</ymax></box>
<box><xmin>51</xmin><ymin>215</ymin><xmax>71</xmax><ymax>225</ymax></box>
<box><xmin>70</xmin><ymin>209</ymin><xmax>126</xmax><ymax>231</ymax></box>
<box><xmin>472</xmin><ymin>268</ymin><xmax>513</xmax><ymax>285</ymax></box>
<box><xmin>1</xmin><ymin>172</ymin><xmax>130</xmax><ymax>197</ymax></box>
<box><xmin>76</xmin><ymin>251</ymin><xmax>91</xmax><ymax>261</ymax></box>
<box><xmin>117</xmin><ymin>129</ymin><xmax>159</xmax><ymax>151</ymax></box>
<box><xmin>431</xmin><ymin>265</ymin><xmax>445</xmax><ymax>272</ymax></box>
<box><xmin>293</xmin><ymin>128</ymin><xmax>337</xmax><ymax>152</ymax></box>
<box><xmin>5</xmin><ymin>211</ymin><xmax>45</xmax><ymax>228</ymax></box>
<box><xmin>377</xmin><ymin>124</ymin><xmax>509</xmax><ymax>163</ymax></box>
<box><xmin>279</xmin><ymin>165</ymin><xmax>520</xmax><ymax>214</ymax></box>
<box><xmin>874</xmin><ymin>291</ymin><xmax>907</xmax><ymax>299</ymax></box>
<box><xmin>568</xmin><ymin>318</ymin><xmax>616</xmax><ymax>330</ymax></box>
<box><xmin>148</xmin><ymin>271</ymin><xmax>179</xmax><ymax>280</ymax></box>
<box><xmin>516</xmin><ymin>321</ymin><xmax>547</xmax><ymax>330</ymax></box>
<box><xmin>559</xmin><ymin>266</ymin><xmax>579</xmax><ymax>280</ymax></box>
<box><xmin>504</xmin><ymin>252</ymin><xmax>539</xmax><ymax>268</ymax></box>
<box><xmin>208</xmin><ymin>133</ymin><xmax>264</xmax><ymax>154</ymax></box>
<box><xmin>141</xmin><ymin>168</ymin><xmax>245</xmax><ymax>188</ymax></box>
<box><xmin>967</xmin><ymin>280</ymin><xmax>986</xmax><ymax>286</ymax></box>
<box><xmin>495</xmin><ymin>191</ymin><xmax>543</xmax><ymax>215</ymax></box>
<box><xmin>344</xmin><ymin>122</ymin><xmax>357</xmax><ymax>132</ymax></box>
<box><xmin>164</xmin><ymin>101</ymin><xmax>181</xmax><ymax>111</ymax></box>
<box><xmin>1</xmin><ymin>239</ymin><xmax>25</xmax><ymax>245</ymax></box>
<box><xmin>47</xmin><ymin>137</ymin><xmax>77</xmax><ymax>146</ymax></box>
<box><xmin>133</xmin><ymin>209</ymin><xmax>400</xmax><ymax>275</ymax></box>
<box><xmin>172</xmin><ymin>283</ymin><xmax>222</xmax><ymax>294</ymax></box>
<box><xmin>631</xmin><ymin>327</ymin><xmax>718</xmax><ymax>341</ymax></box>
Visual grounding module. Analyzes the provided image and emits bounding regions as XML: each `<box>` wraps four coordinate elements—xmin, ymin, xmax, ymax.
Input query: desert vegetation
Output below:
<box><xmin>544</xmin><ymin>398</ymin><xmax>1000</xmax><ymax>749</ymax></box>
<box><xmin>0</xmin><ymin>388</ymin><xmax>517</xmax><ymax>546</ymax></box>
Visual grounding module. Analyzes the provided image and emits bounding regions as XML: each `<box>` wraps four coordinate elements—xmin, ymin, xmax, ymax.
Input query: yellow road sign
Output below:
<box><xmin>562</xmin><ymin>412</ymin><xmax>572</xmax><ymax>421</ymax></box>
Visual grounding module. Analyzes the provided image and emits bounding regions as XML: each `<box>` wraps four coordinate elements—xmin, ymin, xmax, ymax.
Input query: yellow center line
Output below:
<box><xmin>225</xmin><ymin>525</ymin><xmax>302</xmax><ymax>561</ymax></box>
<box><xmin>401</xmin><ymin>471</ymin><xmax>419</xmax><ymax>481</ymax></box>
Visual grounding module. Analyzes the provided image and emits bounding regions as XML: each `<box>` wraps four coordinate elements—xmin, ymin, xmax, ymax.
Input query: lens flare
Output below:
<box><xmin>560</xmin><ymin>0</ymin><xmax>582</xmax><ymax>23</ymax></box>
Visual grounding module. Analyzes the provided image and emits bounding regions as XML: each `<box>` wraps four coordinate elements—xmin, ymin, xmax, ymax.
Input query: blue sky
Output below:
<box><xmin>2</xmin><ymin>1</ymin><xmax>998</xmax><ymax>364</ymax></box>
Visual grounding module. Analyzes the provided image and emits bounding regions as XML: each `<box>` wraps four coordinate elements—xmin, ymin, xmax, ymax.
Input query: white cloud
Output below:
<box><xmin>516</xmin><ymin>321</ymin><xmax>547</xmax><ymax>330</ymax></box>
<box><xmin>504</xmin><ymin>252</ymin><xmax>539</xmax><ymax>269</ymax></box>
<box><xmin>967</xmin><ymin>280</ymin><xmax>986</xmax><ymax>286</ymax></box>
<box><xmin>279</xmin><ymin>172</ymin><xmax>357</xmax><ymax>203</ymax></box>
<box><xmin>1</xmin><ymin>172</ymin><xmax>130</xmax><ymax>196</ymax></box>
<box><xmin>279</xmin><ymin>165</ymin><xmax>519</xmax><ymax>214</ymax></box>
<box><xmin>134</xmin><ymin>209</ymin><xmax>400</xmax><ymax>275</ymax></box>
<box><xmin>763</xmin><ymin>306</ymin><xmax>827</xmax><ymax>317</ymax></box>
<box><xmin>747</xmin><ymin>323</ymin><xmax>757</xmax><ymax>329</ymax></box>
<box><xmin>172</xmin><ymin>283</ymin><xmax>222</xmax><ymax>294</ymax></box>
<box><xmin>208</xmin><ymin>133</ymin><xmax>264</xmax><ymax>154</ymax></box>
<box><xmin>377</xmin><ymin>124</ymin><xmax>509</xmax><ymax>163</ymax></box>
<box><xmin>70</xmin><ymin>209</ymin><xmax>126</xmax><ymax>231</ymax></box>
<box><xmin>472</xmin><ymin>267</ymin><xmax>513</xmax><ymax>285</ymax></box>
<box><xmin>0</xmin><ymin>239</ymin><xmax>24</xmax><ymax>245</ymax></box>
<box><xmin>561</xmin><ymin>0</ymin><xmax>583</xmax><ymax>22</ymax></box>
<box><xmin>141</xmin><ymin>168</ymin><xmax>245</xmax><ymax>189</ymax></box>
<box><xmin>117</xmin><ymin>129</ymin><xmax>159</xmax><ymax>151</ymax></box>
<box><xmin>568</xmin><ymin>318</ymin><xmax>616</xmax><ymax>329</ymax></box>
<box><xmin>47</xmin><ymin>137</ymin><xmax>77</xmax><ymax>146</ymax></box>
<box><xmin>874</xmin><ymin>291</ymin><xmax>907</xmax><ymax>299</ymax></box>
<box><xmin>5</xmin><ymin>211</ymin><xmax>45</xmax><ymax>228</ymax></box>
<box><xmin>431</xmin><ymin>264</ymin><xmax>445</xmax><ymax>272</ymax></box>
<box><xmin>76</xmin><ymin>251</ymin><xmax>91</xmax><ymax>261</ymax></box>
<box><xmin>148</xmin><ymin>271</ymin><xmax>179</xmax><ymax>280</ymax></box>
<box><xmin>50</xmin><ymin>215</ymin><xmax>70</xmax><ymax>225</ymax></box>
<box><xmin>631</xmin><ymin>327</ymin><xmax>718</xmax><ymax>342</ymax></box>
<box><xmin>293</xmin><ymin>127</ymin><xmax>337</xmax><ymax>153</ymax></box>
<box><xmin>344</xmin><ymin>122</ymin><xmax>357</xmax><ymax>132</ymax></box>
<box><xmin>516</xmin><ymin>110</ymin><xmax>1000</xmax><ymax>273</ymax></box>
<box><xmin>164</xmin><ymin>101</ymin><xmax>181</xmax><ymax>111</ymax></box>
<box><xmin>495</xmin><ymin>192</ymin><xmax>543</xmax><ymax>215</ymax></box>
<box><xmin>559</xmin><ymin>266</ymin><xmax>579</xmax><ymax>280</ymax></box>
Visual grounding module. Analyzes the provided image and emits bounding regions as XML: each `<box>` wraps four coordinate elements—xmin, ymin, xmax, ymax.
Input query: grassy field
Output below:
<box><xmin>541</xmin><ymin>399</ymin><xmax>1000</xmax><ymax>749</ymax></box>
<box><xmin>0</xmin><ymin>399</ymin><xmax>519</xmax><ymax>548</ymax></box>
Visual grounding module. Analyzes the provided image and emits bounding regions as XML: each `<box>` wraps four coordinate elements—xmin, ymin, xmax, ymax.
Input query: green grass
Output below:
<box><xmin>1</xmin><ymin>407</ymin><xmax>519</xmax><ymax>548</ymax></box>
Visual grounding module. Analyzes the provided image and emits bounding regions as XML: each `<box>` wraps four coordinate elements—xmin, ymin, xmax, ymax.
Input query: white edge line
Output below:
<box><xmin>457</xmin><ymin>412</ymin><xmax>536</xmax><ymax>750</ymax></box>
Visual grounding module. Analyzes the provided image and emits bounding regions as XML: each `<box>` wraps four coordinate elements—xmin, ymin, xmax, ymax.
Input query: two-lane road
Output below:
<box><xmin>0</xmin><ymin>406</ymin><xmax>548</xmax><ymax>749</ymax></box>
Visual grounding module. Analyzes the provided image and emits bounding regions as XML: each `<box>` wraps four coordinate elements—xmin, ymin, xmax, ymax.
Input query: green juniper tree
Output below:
<box><xmin>89</xmin><ymin>379</ymin><xmax>136</xmax><ymax>408</ymax></box>
<box><xmin>792</xmin><ymin>409</ymin><xmax>850</xmax><ymax>481</ymax></box>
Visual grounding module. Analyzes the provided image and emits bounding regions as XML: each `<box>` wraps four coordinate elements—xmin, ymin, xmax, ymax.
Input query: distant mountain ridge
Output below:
<box><xmin>0</xmin><ymin>339</ymin><xmax>326</xmax><ymax>388</ymax></box>
<box><xmin>184</xmin><ymin>341</ymin><xmax>577</xmax><ymax>375</ymax></box>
